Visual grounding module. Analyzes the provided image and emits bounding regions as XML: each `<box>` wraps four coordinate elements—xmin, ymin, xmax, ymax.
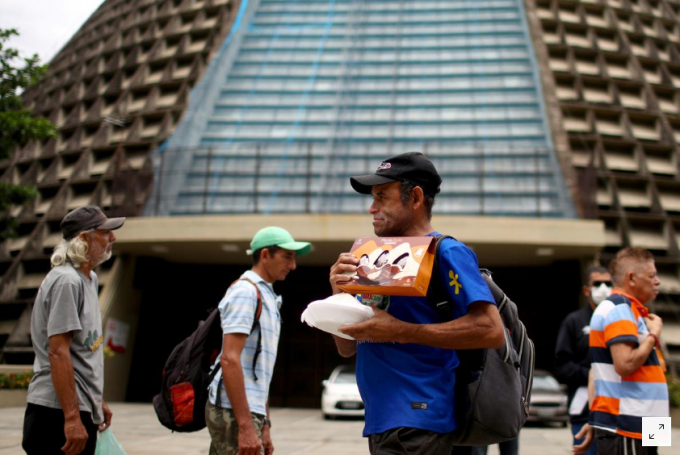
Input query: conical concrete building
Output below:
<box><xmin>1</xmin><ymin>0</ymin><xmax>678</xmax><ymax>405</ymax></box>
<box><xmin>0</xmin><ymin>0</ymin><xmax>238</xmax><ymax>365</ymax></box>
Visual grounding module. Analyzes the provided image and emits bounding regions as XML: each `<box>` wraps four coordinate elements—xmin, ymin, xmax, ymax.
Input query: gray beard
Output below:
<box><xmin>94</xmin><ymin>250</ymin><xmax>113</xmax><ymax>266</ymax></box>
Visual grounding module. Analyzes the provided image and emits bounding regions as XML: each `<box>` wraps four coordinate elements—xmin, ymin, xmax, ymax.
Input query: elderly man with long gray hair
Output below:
<box><xmin>22</xmin><ymin>206</ymin><xmax>124</xmax><ymax>455</ymax></box>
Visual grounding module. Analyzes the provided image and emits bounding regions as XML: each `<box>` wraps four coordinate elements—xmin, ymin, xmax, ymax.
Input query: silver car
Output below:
<box><xmin>528</xmin><ymin>370</ymin><xmax>569</xmax><ymax>426</ymax></box>
<box><xmin>321</xmin><ymin>365</ymin><xmax>364</xmax><ymax>419</ymax></box>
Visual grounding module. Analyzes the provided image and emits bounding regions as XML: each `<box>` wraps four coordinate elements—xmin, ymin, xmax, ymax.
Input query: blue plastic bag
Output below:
<box><xmin>95</xmin><ymin>429</ymin><xmax>128</xmax><ymax>455</ymax></box>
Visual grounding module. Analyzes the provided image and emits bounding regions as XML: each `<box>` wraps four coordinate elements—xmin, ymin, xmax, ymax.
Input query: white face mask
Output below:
<box><xmin>590</xmin><ymin>283</ymin><xmax>612</xmax><ymax>305</ymax></box>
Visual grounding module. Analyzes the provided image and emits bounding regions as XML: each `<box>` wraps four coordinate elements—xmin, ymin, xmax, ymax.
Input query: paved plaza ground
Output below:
<box><xmin>1</xmin><ymin>403</ymin><xmax>677</xmax><ymax>454</ymax></box>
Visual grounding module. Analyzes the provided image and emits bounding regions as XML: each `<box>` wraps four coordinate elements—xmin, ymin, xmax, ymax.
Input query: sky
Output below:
<box><xmin>1</xmin><ymin>0</ymin><xmax>106</xmax><ymax>64</ymax></box>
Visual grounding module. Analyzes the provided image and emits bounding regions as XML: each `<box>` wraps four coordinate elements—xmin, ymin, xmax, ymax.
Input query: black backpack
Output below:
<box><xmin>427</xmin><ymin>235</ymin><xmax>535</xmax><ymax>446</ymax></box>
<box><xmin>153</xmin><ymin>278</ymin><xmax>263</xmax><ymax>432</ymax></box>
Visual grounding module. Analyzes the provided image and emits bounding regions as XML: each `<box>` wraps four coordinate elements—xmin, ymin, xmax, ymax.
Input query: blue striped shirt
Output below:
<box><xmin>208</xmin><ymin>270</ymin><xmax>282</xmax><ymax>416</ymax></box>
<box><xmin>589</xmin><ymin>291</ymin><xmax>668</xmax><ymax>439</ymax></box>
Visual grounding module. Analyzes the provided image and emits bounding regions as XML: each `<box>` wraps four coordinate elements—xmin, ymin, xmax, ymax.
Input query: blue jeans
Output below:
<box><xmin>572</xmin><ymin>421</ymin><xmax>597</xmax><ymax>455</ymax></box>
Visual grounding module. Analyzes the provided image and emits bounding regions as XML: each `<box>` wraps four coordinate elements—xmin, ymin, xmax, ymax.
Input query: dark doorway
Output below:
<box><xmin>126</xmin><ymin>257</ymin><xmax>582</xmax><ymax>406</ymax></box>
<box><xmin>488</xmin><ymin>261</ymin><xmax>583</xmax><ymax>371</ymax></box>
<box><xmin>126</xmin><ymin>257</ymin><xmax>350</xmax><ymax>406</ymax></box>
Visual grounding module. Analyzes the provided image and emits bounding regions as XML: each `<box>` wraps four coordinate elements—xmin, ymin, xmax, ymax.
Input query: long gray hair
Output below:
<box><xmin>50</xmin><ymin>232</ymin><xmax>92</xmax><ymax>268</ymax></box>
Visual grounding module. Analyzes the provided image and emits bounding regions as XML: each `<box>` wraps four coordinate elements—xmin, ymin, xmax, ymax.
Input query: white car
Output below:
<box><xmin>321</xmin><ymin>365</ymin><xmax>364</xmax><ymax>419</ymax></box>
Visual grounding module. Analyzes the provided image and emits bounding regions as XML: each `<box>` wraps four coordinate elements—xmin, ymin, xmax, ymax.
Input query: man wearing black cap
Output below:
<box><xmin>23</xmin><ymin>206</ymin><xmax>124</xmax><ymax>455</ymax></box>
<box><xmin>329</xmin><ymin>152</ymin><xmax>505</xmax><ymax>455</ymax></box>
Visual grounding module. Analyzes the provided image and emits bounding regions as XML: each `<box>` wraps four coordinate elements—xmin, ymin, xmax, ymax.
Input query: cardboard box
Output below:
<box><xmin>338</xmin><ymin>237</ymin><xmax>436</xmax><ymax>297</ymax></box>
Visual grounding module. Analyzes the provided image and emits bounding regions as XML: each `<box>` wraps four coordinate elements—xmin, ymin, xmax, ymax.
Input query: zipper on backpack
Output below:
<box><xmin>522</xmin><ymin>338</ymin><xmax>535</xmax><ymax>417</ymax></box>
<box><xmin>502</xmin><ymin>330</ymin><xmax>511</xmax><ymax>363</ymax></box>
<box><xmin>518</xmin><ymin>324</ymin><xmax>526</xmax><ymax>363</ymax></box>
<box><xmin>498</xmin><ymin>295</ymin><xmax>508</xmax><ymax>312</ymax></box>
<box><xmin>498</xmin><ymin>294</ymin><xmax>511</xmax><ymax>363</ymax></box>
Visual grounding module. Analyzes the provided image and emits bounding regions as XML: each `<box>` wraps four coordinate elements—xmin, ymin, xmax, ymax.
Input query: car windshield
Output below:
<box><xmin>532</xmin><ymin>375</ymin><xmax>560</xmax><ymax>390</ymax></box>
<box><xmin>333</xmin><ymin>371</ymin><xmax>356</xmax><ymax>384</ymax></box>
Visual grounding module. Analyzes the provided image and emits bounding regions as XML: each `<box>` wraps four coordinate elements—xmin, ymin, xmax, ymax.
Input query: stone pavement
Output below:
<box><xmin>1</xmin><ymin>403</ymin><xmax>677</xmax><ymax>454</ymax></box>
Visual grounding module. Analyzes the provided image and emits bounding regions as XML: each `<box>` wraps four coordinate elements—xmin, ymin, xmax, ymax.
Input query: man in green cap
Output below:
<box><xmin>206</xmin><ymin>227</ymin><xmax>311</xmax><ymax>455</ymax></box>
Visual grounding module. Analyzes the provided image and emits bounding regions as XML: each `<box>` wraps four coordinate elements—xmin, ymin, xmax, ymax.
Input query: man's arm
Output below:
<box><xmin>329</xmin><ymin>253</ymin><xmax>359</xmax><ymax>296</ymax></box>
<box><xmin>573</xmin><ymin>370</ymin><xmax>596</xmax><ymax>454</ymax></box>
<box><xmin>587</xmin><ymin>369</ymin><xmax>595</xmax><ymax>407</ymax></box>
<box><xmin>49</xmin><ymin>332</ymin><xmax>89</xmax><ymax>455</ymax></box>
<box><xmin>555</xmin><ymin>317</ymin><xmax>589</xmax><ymax>386</ymax></box>
<box><xmin>99</xmin><ymin>400</ymin><xmax>112</xmax><ymax>432</ymax></box>
<box><xmin>610</xmin><ymin>314</ymin><xmax>662</xmax><ymax>378</ymax></box>
<box><xmin>332</xmin><ymin>335</ymin><xmax>357</xmax><ymax>357</ymax></box>
<box><xmin>339</xmin><ymin>301</ymin><xmax>505</xmax><ymax>350</ymax></box>
<box><xmin>221</xmin><ymin>333</ymin><xmax>261</xmax><ymax>455</ymax></box>
<box><xmin>328</xmin><ymin>250</ymin><xmax>504</xmax><ymax>350</ymax></box>
<box><xmin>329</xmin><ymin>253</ymin><xmax>359</xmax><ymax>356</ymax></box>
<box><xmin>573</xmin><ymin>423</ymin><xmax>594</xmax><ymax>453</ymax></box>
<box><xmin>262</xmin><ymin>401</ymin><xmax>274</xmax><ymax>455</ymax></box>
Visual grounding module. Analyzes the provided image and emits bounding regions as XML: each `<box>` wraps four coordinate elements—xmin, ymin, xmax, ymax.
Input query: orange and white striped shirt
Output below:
<box><xmin>588</xmin><ymin>290</ymin><xmax>668</xmax><ymax>439</ymax></box>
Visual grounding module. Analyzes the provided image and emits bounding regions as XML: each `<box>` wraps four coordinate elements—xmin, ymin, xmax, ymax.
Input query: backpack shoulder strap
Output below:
<box><xmin>426</xmin><ymin>235</ymin><xmax>455</xmax><ymax>321</ymax></box>
<box><xmin>427</xmin><ymin>236</ymin><xmax>505</xmax><ymax>319</ymax></box>
<box><xmin>232</xmin><ymin>277</ymin><xmax>264</xmax><ymax>381</ymax></box>
<box><xmin>234</xmin><ymin>277</ymin><xmax>264</xmax><ymax>323</ymax></box>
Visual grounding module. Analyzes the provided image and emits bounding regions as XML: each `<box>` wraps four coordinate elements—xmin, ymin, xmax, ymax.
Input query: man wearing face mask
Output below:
<box><xmin>555</xmin><ymin>266</ymin><xmax>612</xmax><ymax>455</ymax></box>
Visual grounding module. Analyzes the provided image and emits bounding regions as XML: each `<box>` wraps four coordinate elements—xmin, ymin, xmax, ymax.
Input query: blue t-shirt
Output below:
<box><xmin>356</xmin><ymin>233</ymin><xmax>495</xmax><ymax>436</ymax></box>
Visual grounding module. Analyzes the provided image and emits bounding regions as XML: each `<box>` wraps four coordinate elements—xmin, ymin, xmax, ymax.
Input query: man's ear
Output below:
<box><xmin>583</xmin><ymin>285</ymin><xmax>591</xmax><ymax>297</ymax></box>
<box><xmin>412</xmin><ymin>186</ymin><xmax>425</xmax><ymax>210</ymax></box>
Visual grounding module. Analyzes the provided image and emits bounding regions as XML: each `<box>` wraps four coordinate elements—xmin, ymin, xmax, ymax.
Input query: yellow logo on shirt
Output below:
<box><xmin>84</xmin><ymin>330</ymin><xmax>104</xmax><ymax>352</ymax></box>
<box><xmin>449</xmin><ymin>270</ymin><xmax>462</xmax><ymax>295</ymax></box>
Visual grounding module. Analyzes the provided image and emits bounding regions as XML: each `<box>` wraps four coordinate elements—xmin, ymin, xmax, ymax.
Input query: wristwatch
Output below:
<box><xmin>263</xmin><ymin>418</ymin><xmax>272</xmax><ymax>427</ymax></box>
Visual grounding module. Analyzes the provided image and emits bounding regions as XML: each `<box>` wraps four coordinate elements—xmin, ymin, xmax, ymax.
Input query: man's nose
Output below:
<box><xmin>290</xmin><ymin>259</ymin><xmax>297</xmax><ymax>270</ymax></box>
<box><xmin>369</xmin><ymin>201</ymin><xmax>378</xmax><ymax>214</ymax></box>
<box><xmin>109</xmin><ymin>231</ymin><xmax>116</xmax><ymax>242</ymax></box>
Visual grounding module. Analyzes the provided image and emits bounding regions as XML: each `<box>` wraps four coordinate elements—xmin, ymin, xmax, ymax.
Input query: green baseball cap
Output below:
<box><xmin>246</xmin><ymin>226</ymin><xmax>312</xmax><ymax>256</ymax></box>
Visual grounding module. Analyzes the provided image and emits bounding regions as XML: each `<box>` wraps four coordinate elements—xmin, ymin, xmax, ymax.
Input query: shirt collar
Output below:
<box><xmin>610</xmin><ymin>288</ymin><xmax>648</xmax><ymax>317</ymax></box>
<box><xmin>66</xmin><ymin>262</ymin><xmax>92</xmax><ymax>282</ymax></box>
<box><xmin>243</xmin><ymin>270</ymin><xmax>273</xmax><ymax>289</ymax></box>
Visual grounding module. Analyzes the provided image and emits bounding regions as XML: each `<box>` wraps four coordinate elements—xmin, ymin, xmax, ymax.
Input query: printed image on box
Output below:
<box><xmin>357</xmin><ymin>294</ymin><xmax>390</xmax><ymax>310</ymax></box>
<box><xmin>339</xmin><ymin>237</ymin><xmax>436</xmax><ymax>297</ymax></box>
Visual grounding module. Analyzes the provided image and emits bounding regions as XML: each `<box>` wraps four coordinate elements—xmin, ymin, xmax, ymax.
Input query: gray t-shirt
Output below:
<box><xmin>27</xmin><ymin>263</ymin><xmax>104</xmax><ymax>424</ymax></box>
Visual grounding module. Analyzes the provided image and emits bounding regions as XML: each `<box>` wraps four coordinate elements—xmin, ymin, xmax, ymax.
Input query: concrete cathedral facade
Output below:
<box><xmin>1</xmin><ymin>0</ymin><xmax>679</xmax><ymax>405</ymax></box>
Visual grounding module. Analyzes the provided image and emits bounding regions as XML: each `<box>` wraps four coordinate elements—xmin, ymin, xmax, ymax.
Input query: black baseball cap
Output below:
<box><xmin>61</xmin><ymin>206</ymin><xmax>125</xmax><ymax>240</ymax></box>
<box><xmin>350</xmin><ymin>152</ymin><xmax>442</xmax><ymax>197</ymax></box>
